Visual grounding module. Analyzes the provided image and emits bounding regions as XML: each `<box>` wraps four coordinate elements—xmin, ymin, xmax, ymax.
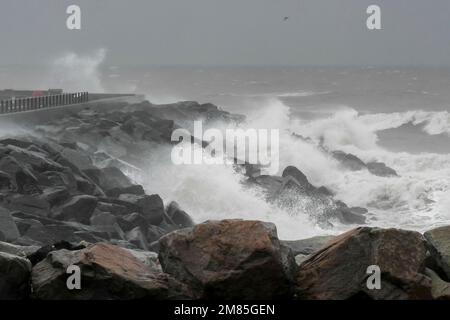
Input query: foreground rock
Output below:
<box><xmin>159</xmin><ymin>219</ymin><xmax>297</xmax><ymax>299</ymax></box>
<box><xmin>296</xmin><ymin>227</ymin><xmax>432</xmax><ymax>300</ymax></box>
<box><xmin>0</xmin><ymin>252</ymin><xmax>31</xmax><ymax>299</ymax></box>
<box><xmin>32</xmin><ymin>243</ymin><xmax>191</xmax><ymax>300</ymax></box>
<box><xmin>424</xmin><ymin>226</ymin><xmax>450</xmax><ymax>280</ymax></box>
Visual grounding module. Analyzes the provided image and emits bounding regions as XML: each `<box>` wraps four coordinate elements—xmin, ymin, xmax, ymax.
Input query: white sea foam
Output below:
<box><xmin>137</xmin><ymin>97</ymin><xmax>450</xmax><ymax>239</ymax></box>
<box><xmin>46</xmin><ymin>48</ymin><xmax>107</xmax><ymax>93</ymax></box>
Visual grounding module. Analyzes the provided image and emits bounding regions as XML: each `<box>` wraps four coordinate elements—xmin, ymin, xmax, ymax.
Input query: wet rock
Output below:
<box><xmin>32</xmin><ymin>243</ymin><xmax>191</xmax><ymax>299</ymax></box>
<box><xmin>424</xmin><ymin>226</ymin><xmax>450</xmax><ymax>279</ymax></box>
<box><xmin>159</xmin><ymin>219</ymin><xmax>297</xmax><ymax>299</ymax></box>
<box><xmin>146</xmin><ymin>225</ymin><xmax>167</xmax><ymax>243</ymax></box>
<box><xmin>40</xmin><ymin>187</ymin><xmax>70</xmax><ymax>207</ymax></box>
<box><xmin>96</xmin><ymin>201</ymin><xmax>129</xmax><ymax>216</ymax></box>
<box><xmin>296</xmin><ymin>227</ymin><xmax>431</xmax><ymax>300</ymax></box>
<box><xmin>0</xmin><ymin>171</ymin><xmax>14</xmax><ymax>192</ymax></box>
<box><xmin>0</xmin><ymin>156</ymin><xmax>40</xmax><ymax>194</ymax></box>
<box><xmin>4</xmin><ymin>194</ymin><xmax>51</xmax><ymax>217</ymax></box>
<box><xmin>281</xmin><ymin>166</ymin><xmax>315</xmax><ymax>192</ymax></box>
<box><xmin>52</xmin><ymin>195</ymin><xmax>98</xmax><ymax>224</ymax></box>
<box><xmin>0</xmin><ymin>241</ymin><xmax>39</xmax><ymax>258</ymax></box>
<box><xmin>118</xmin><ymin>194</ymin><xmax>165</xmax><ymax>225</ymax></box>
<box><xmin>425</xmin><ymin>268</ymin><xmax>450</xmax><ymax>300</ymax></box>
<box><xmin>0</xmin><ymin>251</ymin><xmax>32</xmax><ymax>299</ymax></box>
<box><xmin>117</xmin><ymin>212</ymin><xmax>149</xmax><ymax>232</ymax></box>
<box><xmin>0</xmin><ymin>206</ymin><xmax>20</xmax><ymax>242</ymax></box>
<box><xmin>332</xmin><ymin>151</ymin><xmax>367</xmax><ymax>171</ymax></box>
<box><xmin>90</xmin><ymin>211</ymin><xmax>117</xmax><ymax>228</ymax></box>
<box><xmin>282</xmin><ymin>235</ymin><xmax>335</xmax><ymax>256</ymax></box>
<box><xmin>106</xmin><ymin>185</ymin><xmax>145</xmax><ymax>198</ymax></box>
<box><xmin>8</xmin><ymin>145</ymin><xmax>64</xmax><ymax>173</ymax></box>
<box><xmin>126</xmin><ymin>227</ymin><xmax>149</xmax><ymax>250</ymax></box>
<box><xmin>367</xmin><ymin>162</ymin><xmax>398</xmax><ymax>177</ymax></box>
<box><xmin>21</xmin><ymin>221</ymin><xmax>108</xmax><ymax>246</ymax></box>
<box><xmin>83</xmin><ymin>166</ymin><xmax>140</xmax><ymax>197</ymax></box>
<box><xmin>166</xmin><ymin>201</ymin><xmax>194</xmax><ymax>228</ymax></box>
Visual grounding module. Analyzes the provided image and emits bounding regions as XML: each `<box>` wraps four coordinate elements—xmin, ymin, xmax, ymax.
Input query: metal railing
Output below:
<box><xmin>0</xmin><ymin>92</ymin><xmax>89</xmax><ymax>114</ymax></box>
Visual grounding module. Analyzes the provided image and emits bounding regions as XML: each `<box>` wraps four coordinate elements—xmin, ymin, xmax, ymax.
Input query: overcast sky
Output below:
<box><xmin>1</xmin><ymin>0</ymin><xmax>450</xmax><ymax>66</ymax></box>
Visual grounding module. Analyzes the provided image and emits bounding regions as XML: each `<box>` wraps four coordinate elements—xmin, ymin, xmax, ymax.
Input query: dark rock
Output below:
<box><xmin>27</xmin><ymin>240</ymin><xmax>86</xmax><ymax>266</ymax></box>
<box><xmin>118</xmin><ymin>194</ymin><xmax>165</xmax><ymax>225</ymax></box>
<box><xmin>425</xmin><ymin>268</ymin><xmax>450</xmax><ymax>300</ymax></box>
<box><xmin>126</xmin><ymin>227</ymin><xmax>148</xmax><ymax>250</ymax></box>
<box><xmin>166</xmin><ymin>201</ymin><xmax>194</xmax><ymax>228</ymax></box>
<box><xmin>159</xmin><ymin>219</ymin><xmax>297</xmax><ymax>299</ymax></box>
<box><xmin>32</xmin><ymin>243</ymin><xmax>192</xmax><ymax>299</ymax></box>
<box><xmin>282</xmin><ymin>166</ymin><xmax>314</xmax><ymax>191</ymax></box>
<box><xmin>96</xmin><ymin>201</ymin><xmax>129</xmax><ymax>216</ymax></box>
<box><xmin>0</xmin><ymin>156</ymin><xmax>40</xmax><ymax>194</ymax></box>
<box><xmin>8</xmin><ymin>145</ymin><xmax>64</xmax><ymax>173</ymax></box>
<box><xmin>90</xmin><ymin>211</ymin><xmax>117</xmax><ymax>228</ymax></box>
<box><xmin>146</xmin><ymin>225</ymin><xmax>167</xmax><ymax>243</ymax></box>
<box><xmin>0</xmin><ymin>241</ymin><xmax>39</xmax><ymax>258</ymax></box>
<box><xmin>106</xmin><ymin>185</ymin><xmax>145</xmax><ymax>198</ymax></box>
<box><xmin>52</xmin><ymin>195</ymin><xmax>98</xmax><ymax>224</ymax></box>
<box><xmin>58</xmin><ymin>147</ymin><xmax>95</xmax><ymax>171</ymax></box>
<box><xmin>117</xmin><ymin>212</ymin><xmax>149</xmax><ymax>232</ymax></box>
<box><xmin>332</xmin><ymin>151</ymin><xmax>367</xmax><ymax>171</ymax></box>
<box><xmin>424</xmin><ymin>226</ymin><xmax>450</xmax><ymax>280</ymax></box>
<box><xmin>22</xmin><ymin>223</ymin><xmax>100</xmax><ymax>246</ymax></box>
<box><xmin>296</xmin><ymin>227</ymin><xmax>431</xmax><ymax>300</ymax></box>
<box><xmin>0</xmin><ymin>252</ymin><xmax>32</xmax><ymax>299</ymax></box>
<box><xmin>0</xmin><ymin>138</ymin><xmax>34</xmax><ymax>149</ymax></box>
<box><xmin>0</xmin><ymin>206</ymin><xmax>20</xmax><ymax>242</ymax></box>
<box><xmin>4</xmin><ymin>194</ymin><xmax>51</xmax><ymax>217</ymax></box>
<box><xmin>40</xmin><ymin>187</ymin><xmax>70</xmax><ymax>207</ymax></box>
<box><xmin>83</xmin><ymin>166</ymin><xmax>140</xmax><ymax>197</ymax></box>
<box><xmin>367</xmin><ymin>162</ymin><xmax>398</xmax><ymax>177</ymax></box>
<box><xmin>0</xmin><ymin>171</ymin><xmax>14</xmax><ymax>192</ymax></box>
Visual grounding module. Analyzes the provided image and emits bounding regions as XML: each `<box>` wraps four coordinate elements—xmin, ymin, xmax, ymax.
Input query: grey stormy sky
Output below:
<box><xmin>1</xmin><ymin>0</ymin><xmax>450</xmax><ymax>66</ymax></box>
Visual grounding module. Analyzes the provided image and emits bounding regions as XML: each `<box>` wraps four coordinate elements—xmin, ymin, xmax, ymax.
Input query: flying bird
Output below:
<box><xmin>283</xmin><ymin>16</ymin><xmax>289</xmax><ymax>21</ymax></box>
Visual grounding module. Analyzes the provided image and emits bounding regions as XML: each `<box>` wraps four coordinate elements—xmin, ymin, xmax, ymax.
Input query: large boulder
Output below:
<box><xmin>296</xmin><ymin>227</ymin><xmax>431</xmax><ymax>300</ymax></box>
<box><xmin>159</xmin><ymin>219</ymin><xmax>297</xmax><ymax>299</ymax></box>
<box><xmin>0</xmin><ymin>206</ymin><xmax>20</xmax><ymax>242</ymax></box>
<box><xmin>0</xmin><ymin>252</ymin><xmax>32</xmax><ymax>299</ymax></box>
<box><xmin>32</xmin><ymin>243</ymin><xmax>191</xmax><ymax>299</ymax></box>
<box><xmin>424</xmin><ymin>226</ymin><xmax>450</xmax><ymax>279</ymax></box>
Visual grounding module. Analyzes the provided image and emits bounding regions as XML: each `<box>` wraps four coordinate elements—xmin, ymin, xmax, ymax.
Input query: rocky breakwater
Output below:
<box><xmin>0</xmin><ymin>100</ymin><xmax>449</xmax><ymax>300</ymax></box>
